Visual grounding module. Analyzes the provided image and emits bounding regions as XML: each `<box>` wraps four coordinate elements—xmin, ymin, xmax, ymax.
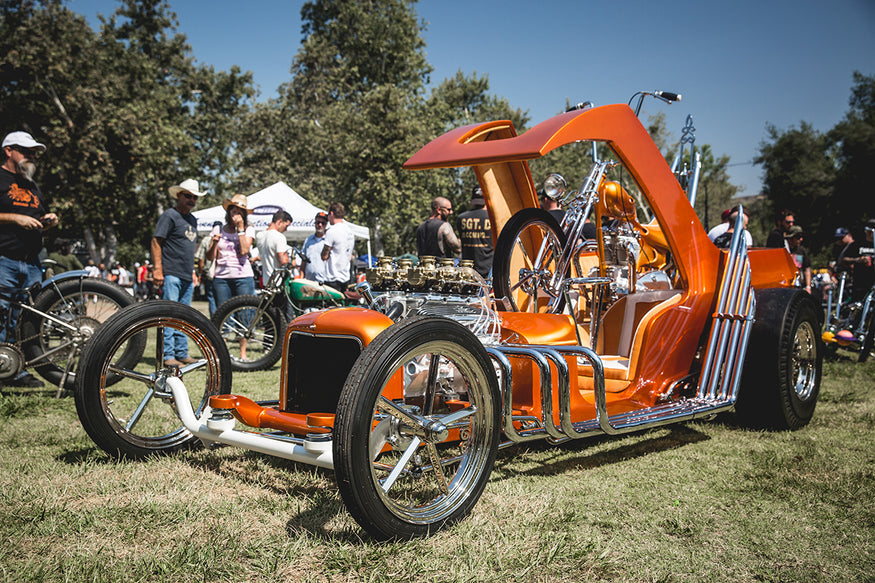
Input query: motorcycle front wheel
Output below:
<box><xmin>493</xmin><ymin>208</ymin><xmax>569</xmax><ymax>313</ymax></box>
<box><xmin>75</xmin><ymin>301</ymin><xmax>232</xmax><ymax>459</ymax></box>
<box><xmin>211</xmin><ymin>294</ymin><xmax>287</xmax><ymax>372</ymax></box>
<box><xmin>859</xmin><ymin>304</ymin><xmax>875</xmax><ymax>363</ymax></box>
<box><xmin>20</xmin><ymin>278</ymin><xmax>144</xmax><ymax>390</ymax></box>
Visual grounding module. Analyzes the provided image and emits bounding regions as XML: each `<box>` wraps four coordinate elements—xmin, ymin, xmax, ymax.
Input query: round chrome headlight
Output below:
<box><xmin>543</xmin><ymin>173</ymin><xmax>566</xmax><ymax>200</ymax></box>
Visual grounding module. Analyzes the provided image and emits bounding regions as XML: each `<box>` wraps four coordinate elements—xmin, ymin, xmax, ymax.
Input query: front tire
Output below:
<box><xmin>75</xmin><ymin>301</ymin><xmax>232</xmax><ymax>459</ymax></box>
<box><xmin>20</xmin><ymin>278</ymin><xmax>143</xmax><ymax>389</ymax></box>
<box><xmin>493</xmin><ymin>208</ymin><xmax>568</xmax><ymax>313</ymax></box>
<box><xmin>736</xmin><ymin>289</ymin><xmax>822</xmax><ymax>429</ymax></box>
<box><xmin>211</xmin><ymin>294</ymin><xmax>287</xmax><ymax>372</ymax></box>
<box><xmin>333</xmin><ymin>317</ymin><xmax>500</xmax><ymax>540</ymax></box>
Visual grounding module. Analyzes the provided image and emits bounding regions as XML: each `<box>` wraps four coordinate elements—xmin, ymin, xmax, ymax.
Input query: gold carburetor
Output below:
<box><xmin>366</xmin><ymin>256</ymin><xmax>481</xmax><ymax>295</ymax></box>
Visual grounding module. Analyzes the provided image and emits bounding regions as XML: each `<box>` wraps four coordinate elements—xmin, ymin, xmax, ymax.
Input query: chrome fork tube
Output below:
<box><xmin>554</xmin><ymin>163</ymin><xmax>608</xmax><ymax>286</ymax></box>
<box><xmin>854</xmin><ymin>288</ymin><xmax>874</xmax><ymax>336</ymax></box>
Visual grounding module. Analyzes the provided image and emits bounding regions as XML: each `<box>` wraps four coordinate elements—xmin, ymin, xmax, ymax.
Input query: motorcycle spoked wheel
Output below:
<box><xmin>20</xmin><ymin>278</ymin><xmax>144</xmax><ymax>390</ymax></box>
<box><xmin>333</xmin><ymin>316</ymin><xmax>500</xmax><ymax>540</ymax></box>
<box><xmin>74</xmin><ymin>301</ymin><xmax>231</xmax><ymax>459</ymax></box>
<box><xmin>492</xmin><ymin>208</ymin><xmax>569</xmax><ymax>313</ymax></box>
<box><xmin>211</xmin><ymin>294</ymin><xmax>287</xmax><ymax>372</ymax></box>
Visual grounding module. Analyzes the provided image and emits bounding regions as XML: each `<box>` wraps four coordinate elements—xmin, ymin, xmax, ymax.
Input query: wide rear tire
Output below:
<box><xmin>736</xmin><ymin>289</ymin><xmax>822</xmax><ymax>430</ymax></box>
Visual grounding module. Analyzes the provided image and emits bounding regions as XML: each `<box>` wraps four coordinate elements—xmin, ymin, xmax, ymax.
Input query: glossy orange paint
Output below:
<box><xmin>285</xmin><ymin>307</ymin><xmax>394</xmax><ymax>344</ymax></box>
<box><xmin>209</xmin><ymin>394</ymin><xmax>329</xmax><ymax>436</ymax></box>
<box><xmin>404</xmin><ymin>103</ymin><xmax>795</xmax><ymax>412</ymax></box>
<box><xmin>243</xmin><ymin>104</ymin><xmax>799</xmax><ymax>437</ymax></box>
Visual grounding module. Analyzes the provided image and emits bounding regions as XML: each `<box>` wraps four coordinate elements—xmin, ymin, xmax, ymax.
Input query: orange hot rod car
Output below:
<box><xmin>75</xmin><ymin>96</ymin><xmax>823</xmax><ymax>541</ymax></box>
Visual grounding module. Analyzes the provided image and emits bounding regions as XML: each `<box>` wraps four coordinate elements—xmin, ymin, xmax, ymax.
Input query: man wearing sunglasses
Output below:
<box><xmin>303</xmin><ymin>212</ymin><xmax>329</xmax><ymax>283</ymax></box>
<box><xmin>0</xmin><ymin>132</ymin><xmax>59</xmax><ymax>388</ymax></box>
<box><xmin>151</xmin><ymin>178</ymin><xmax>204</xmax><ymax>367</ymax></box>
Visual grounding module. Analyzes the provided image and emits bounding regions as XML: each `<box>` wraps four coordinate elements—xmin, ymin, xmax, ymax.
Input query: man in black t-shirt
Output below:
<box><xmin>766</xmin><ymin>209</ymin><xmax>796</xmax><ymax>249</ymax></box>
<box><xmin>457</xmin><ymin>187</ymin><xmax>494</xmax><ymax>279</ymax></box>
<box><xmin>0</xmin><ymin>131</ymin><xmax>59</xmax><ymax>387</ymax></box>
<box><xmin>783</xmin><ymin>225</ymin><xmax>812</xmax><ymax>293</ymax></box>
<box><xmin>416</xmin><ymin>196</ymin><xmax>461</xmax><ymax>259</ymax></box>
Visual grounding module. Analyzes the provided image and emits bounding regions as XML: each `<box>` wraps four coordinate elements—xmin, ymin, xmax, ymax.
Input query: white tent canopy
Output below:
<box><xmin>193</xmin><ymin>181</ymin><xmax>370</xmax><ymax>257</ymax></box>
<box><xmin>194</xmin><ymin>181</ymin><xmax>369</xmax><ymax>240</ymax></box>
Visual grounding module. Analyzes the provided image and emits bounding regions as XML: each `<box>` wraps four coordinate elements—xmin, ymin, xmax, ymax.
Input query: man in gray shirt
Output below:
<box><xmin>151</xmin><ymin>178</ymin><xmax>203</xmax><ymax>366</ymax></box>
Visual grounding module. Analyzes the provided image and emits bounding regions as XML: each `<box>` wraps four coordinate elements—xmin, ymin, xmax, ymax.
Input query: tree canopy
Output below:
<box><xmin>755</xmin><ymin>71</ymin><xmax>874</xmax><ymax>263</ymax></box>
<box><xmin>3</xmin><ymin>0</ymin><xmax>749</xmax><ymax>263</ymax></box>
<box><xmin>0</xmin><ymin>0</ymin><xmax>254</xmax><ymax>265</ymax></box>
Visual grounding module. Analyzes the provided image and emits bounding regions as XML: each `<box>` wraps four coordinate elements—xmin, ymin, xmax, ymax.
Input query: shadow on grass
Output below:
<box><xmin>491</xmin><ymin>424</ymin><xmax>710</xmax><ymax>479</ymax></box>
<box><xmin>57</xmin><ymin>447</ymin><xmax>120</xmax><ymax>465</ymax></box>
<box><xmin>55</xmin><ymin>422</ymin><xmax>711</xmax><ymax>543</ymax></box>
<box><xmin>187</xmin><ymin>450</ymin><xmax>367</xmax><ymax>542</ymax></box>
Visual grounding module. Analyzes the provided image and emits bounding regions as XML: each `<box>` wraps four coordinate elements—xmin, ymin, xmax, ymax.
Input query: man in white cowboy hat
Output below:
<box><xmin>151</xmin><ymin>178</ymin><xmax>204</xmax><ymax>367</ymax></box>
<box><xmin>0</xmin><ymin>131</ymin><xmax>59</xmax><ymax>388</ymax></box>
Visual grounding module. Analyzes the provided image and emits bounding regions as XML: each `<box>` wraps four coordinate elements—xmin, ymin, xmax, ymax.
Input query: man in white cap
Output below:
<box><xmin>151</xmin><ymin>178</ymin><xmax>203</xmax><ymax>367</ymax></box>
<box><xmin>0</xmin><ymin>131</ymin><xmax>59</xmax><ymax>388</ymax></box>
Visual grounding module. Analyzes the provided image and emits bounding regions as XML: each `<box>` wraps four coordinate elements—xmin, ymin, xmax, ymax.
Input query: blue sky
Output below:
<box><xmin>71</xmin><ymin>0</ymin><xmax>875</xmax><ymax>197</ymax></box>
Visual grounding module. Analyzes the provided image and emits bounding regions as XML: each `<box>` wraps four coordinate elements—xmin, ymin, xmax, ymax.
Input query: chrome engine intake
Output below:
<box><xmin>361</xmin><ymin>256</ymin><xmax>501</xmax><ymax>344</ymax></box>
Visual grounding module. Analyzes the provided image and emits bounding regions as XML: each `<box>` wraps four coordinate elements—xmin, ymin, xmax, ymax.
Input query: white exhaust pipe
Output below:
<box><xmin>164</xmin><ymin>376</ymin><xmax>335</xmax><ymax>470</ymax></box>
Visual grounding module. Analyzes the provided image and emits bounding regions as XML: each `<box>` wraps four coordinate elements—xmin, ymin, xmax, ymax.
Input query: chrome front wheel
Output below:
<box><xmin>74</xmin><ymin>301</ymin><xmax>231</xmax><ymax>459</ymax></box>
<box><xmin>333</xmin><ymin>317</ymin><xmax>500</xmax><ymax>540</ymax></box>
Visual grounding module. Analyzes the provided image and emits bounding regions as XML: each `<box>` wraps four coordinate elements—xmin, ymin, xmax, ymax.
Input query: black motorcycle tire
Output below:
<box><xmin>20</xmin><ymin>278</ymin><xmax>143</xmax><ymax>390</ymax></box>
<box><xmin>493</xmin><ymin>208</ymin><xmax>569</xmax><ymax>313</ymax></box>
<box><xmin>859</xmin><ymin>307</ymin><xmax>875</xmax><ymax>363</ymax></box>
<box><xmin>211</xmin><ymin>294</ymin><xmax>287</xmax><ymax>372</ymax></box>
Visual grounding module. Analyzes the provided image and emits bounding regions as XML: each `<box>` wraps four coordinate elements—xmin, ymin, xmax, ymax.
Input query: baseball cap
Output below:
<box><xmin>783</xmin><ymin>225</ymin><xmax>803</xmax><ymax>239</ymax></box>
<box><xmin>2</xmin><ymin>131</ymin><xmax>46</xmax><ymax>152</ymax></box>
<box><xmin>834</xmin><ymin>227</ymin><xmax>850</xmax><ymax>238</ymax></box>
<box><xmin>315</xmin><ymin>212</ymin><xmax>328</xmax><ymax>222</ymax></box>
<box><xmin>470</xmin><ymin>186</ymin><xmax>485</xmax><ymax>206</ymax></box>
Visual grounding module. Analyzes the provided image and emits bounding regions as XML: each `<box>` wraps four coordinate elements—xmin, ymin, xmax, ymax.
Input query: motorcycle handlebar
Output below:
<box><xmin>654</xmin><ymin>90</ymin><xmax>681</xmax><ymax>102</ymax></box>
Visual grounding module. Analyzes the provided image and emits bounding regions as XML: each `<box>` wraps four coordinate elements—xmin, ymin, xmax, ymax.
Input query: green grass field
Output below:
<box><xmin>1</xmin><ymin>316</ymin><xmax>873</xmax><ymax>582</ymax></box>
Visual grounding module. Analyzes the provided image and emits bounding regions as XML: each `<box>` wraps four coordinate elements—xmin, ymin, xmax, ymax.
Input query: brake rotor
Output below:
<box><xmin>0</xmin><ymin>342</ymin><xmax>25</xmax><ymax>380</ymax></box>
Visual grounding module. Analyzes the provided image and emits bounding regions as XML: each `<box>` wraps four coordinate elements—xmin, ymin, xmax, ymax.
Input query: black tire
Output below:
<box><xmin>20</xmin><ymin>278</ymin><xmax>143</xmax><ymax>390</ymax></box>
<box><xmin>493</xmin><ymin>208</ymin><xmax>568</xmax><ymax>313</ymax></box>
<box><xmin>333</xmin><ymin>316</ymin><xmax>501</xmax><ymax>540</ymax></box>
<box><xmin>74</xmin><ymin>301</ymin><xmax>232</xmax><ymax>459</ymax></box>
<box><xmin>211</xmin><ymin>294</ymin><xmax>287</xmax><ymax>372</ymax></box>
<box><xmin>736</xmin><ymin>289</ymin><xmax>822</xmax><ymax>430</ymax></box>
